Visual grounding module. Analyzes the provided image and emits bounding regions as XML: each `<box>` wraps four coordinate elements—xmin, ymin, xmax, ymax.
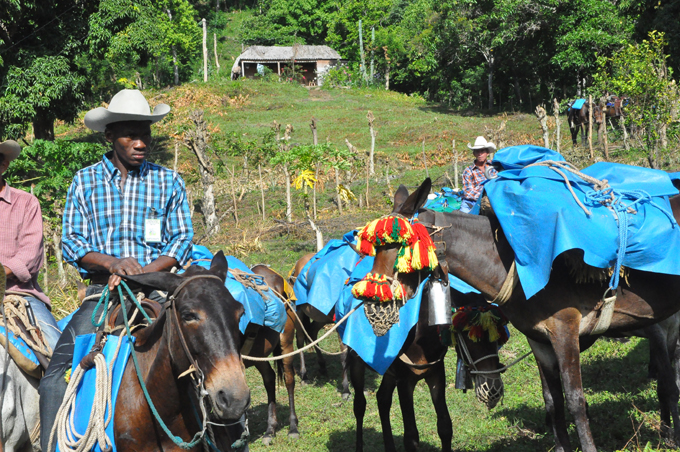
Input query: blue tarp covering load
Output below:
<box><xmin>56</xmin><ymin>333</ymin><xmax>134</xmax><ymax>452</ymax></box>
<box><xmin>484</xmin><ymin>145</ymin><xmax>680</xmax><ymax>299</ymax></box>
<box><xmin>571</xmin><ymin>99</ymin><xmax>586</xmax><ymax>110</ymax></box>
<box><xmin>0</xmin><ymin>325</ymin><xmax>41</xmax><ymax>368</ymax></box>
<box><xmin>423</xmin><ymin>187</ymin><xmax>463</xmax><ymax>212</ymax></box>
<box><xmin>293</xmin><ymin>238</ymin><xmax>361</xmax><ymax>315</ymax></box>
<box><xmin>189</xmin><ymin>245</ymin><xmax>286</xmax><ymax>334</ymax></box>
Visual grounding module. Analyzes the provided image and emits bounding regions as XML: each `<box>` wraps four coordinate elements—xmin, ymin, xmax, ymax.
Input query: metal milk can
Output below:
<box><xmin>427</xmin><ymin>279</ymin><xmax>452</xmax><ymax>326</ymax></box>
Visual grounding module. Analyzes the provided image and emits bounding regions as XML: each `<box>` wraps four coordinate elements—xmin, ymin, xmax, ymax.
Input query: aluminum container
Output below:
<box><xmin>427</xmin><ymin>279</ymin><xmax>452</xmax><ymax>326</ymax></box>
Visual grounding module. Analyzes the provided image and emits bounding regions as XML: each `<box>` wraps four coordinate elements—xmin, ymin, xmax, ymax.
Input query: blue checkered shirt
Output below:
<box><xmin>62</xmin><ymin>153</ymin><xmax>194</xmax><ymax>279</ymax></box>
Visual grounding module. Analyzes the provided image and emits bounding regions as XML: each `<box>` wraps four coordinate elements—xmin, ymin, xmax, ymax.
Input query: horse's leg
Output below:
<box><xmin>280</xmin><ymin>315</ymin><xmax>300</xmax><ymax>438</ymax></box>
<box><xmin>528</xmin><ymin>338</ymin><xmax>572</xmax><ymax>452</ymax></box>
<box><xmin>348</xmin><ymin>351</ymin><xmax>367</xmax><ymax>452</ymax></box>
<box><xmin>549</xmin><ymin>316</ymin><xmax>597</xmax><ymax>452</ymax></box>
<box><xmin>376</xmin><ymin>372</ymin><xmax>398</xmax><ymax>452</ymax></box>
<box><xmin>254</xmin><ymin>361</ymin><xmax>279</xmax><ymax>446</ymax></box>
<box><xmin>340</xmin><ymin>340</ymin><xmax>351</xmax><ymax>400</ymax></box>
<box><xmin>297</xmin><ymin>313</ymin><xmax>309</xmax><ymax>383</ymax></box>
<box><xmin>425</xmin><ymin>363</ymin><xmax>453</xmax><ymax>452</ymax></box>
<box><xmin>312</xmin><ymin>321</ymin><xmax>328</xmax><ymax>377</ymax></box>
<box><xmin>648</xmin><ymin>321</ymin><xmax>680</xmax><ymax>443</ymax></box>
<box><xmin>396</xmin><ymin>374</ymin><xmax>420</xmax><ymax>452</ymax></box>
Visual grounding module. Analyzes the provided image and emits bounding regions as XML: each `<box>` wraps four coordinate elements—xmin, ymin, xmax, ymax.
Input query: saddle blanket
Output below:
<box><xmin>570</xmin><ymin>98</ymin><xmax>586</xmax><ymax>110</ymax></box>
<box><xmin>424</xmin><ymin>187</ymin><xmax>463</xmax><ymax>212</ymax></box>
<box><xmin>484</xmin><ymin>145</ymin><xmax>680</xmax><ymax>299</ymax></box>
<box><xmin>293</xmin><ymin>237</ymin><xmax>361</xmax><ymax>316</ymax></box>
<box><xmin>337</xmin><ymin>256</ymin><xmax>480</xmax><ymax>375</ymax></box>
<box><xmin>55</xmin><ymin>333</ymin><xmax>134</xmax><ymax>452</ymax></box>
<box><xmin>189</xmin><ymin>245</ymin><xmax>287</xmax><ymax>334</ymax></box>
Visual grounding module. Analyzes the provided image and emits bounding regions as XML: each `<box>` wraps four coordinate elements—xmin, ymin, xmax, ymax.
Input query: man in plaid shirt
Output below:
<box><xmin>461</xmin><ymin>136</ymin><xmax>497</xmax><ymax>213</ymax></box>
<box><xmin>40</xmin><ymin>90</ymin><xmax>193</xmax><ymax>450</ymax></box>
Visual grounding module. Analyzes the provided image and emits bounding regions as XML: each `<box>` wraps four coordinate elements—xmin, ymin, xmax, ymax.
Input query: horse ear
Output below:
<box><xmin>119</xmin><ymin>272</ymin><xmax>183</xmax><ymax>295</ymax></box>
<box><xmin>210</xmin><ymin>251</ymin><xmax>229</xmax><ymax>283</ymax></box>
<box><xmin>392</xmin><ymin>185</ymin><xmax>410</xmax><ymax>213</ymax></box>
<box><xmin>398</xmin><ymin>178</ymin><xmax>431</xmax><ymax>217</ymax></box>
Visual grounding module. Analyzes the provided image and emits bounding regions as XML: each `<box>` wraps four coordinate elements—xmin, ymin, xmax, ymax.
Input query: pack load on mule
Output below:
<box><xmin>410</xmin><ymin>145</ymin><xmax>680</xmax><ymax>452</ymax></box>
<box><xmin>345</xmin><ymin>182</ymin><xmax>507</xmax><ymax>452</ymax></box>
<box><xmin>567</xmin><ymin>98</ymin><xmax>602</xmax><ymax>146</ymax></box>
<box><xmin>483</xmin><ymin>145</ymin><xmax>680</xmax><ymax>302</ymax></box>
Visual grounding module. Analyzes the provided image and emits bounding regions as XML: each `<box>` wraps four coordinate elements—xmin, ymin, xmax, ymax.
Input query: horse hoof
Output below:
<box><xmin>288</xmin><ymin>432</ymin><xmax>300</xmax><ymax>440</ymax></box>
<box><xmin>262</xmin><ymin>436</ymin><xmax>274</xmax><ymax>446</ymax></box>
<box><xmin>341</xmin><ymin>392</ymin><xmax>351</xmax><ymax>401</ymax></box>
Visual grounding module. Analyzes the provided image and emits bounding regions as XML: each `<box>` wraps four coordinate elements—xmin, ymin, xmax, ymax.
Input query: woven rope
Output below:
<box><xmin>0</xmin><ymin>294</ymin><xmax>52</xmax><ymax>358</ymax></box>
<box><xmin>488</xmin><ymin>261</ymin><xmax>517</xmax><ymax>306</ymax></box>
<box><xmin>364</xmin><ymin>299</ymin><xmax>404</xmax><ymax>337</ymax></box>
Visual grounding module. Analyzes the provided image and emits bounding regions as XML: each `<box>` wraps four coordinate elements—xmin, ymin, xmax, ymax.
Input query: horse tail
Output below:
<box><xmin>274</xmin><ymin>342</ymin><xmax>285</xmax><ymax>387</ymax></box>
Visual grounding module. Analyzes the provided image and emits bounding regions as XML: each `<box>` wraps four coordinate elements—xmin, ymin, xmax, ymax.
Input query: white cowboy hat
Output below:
<box><xmin>84</xmin><ymin>89</ymin><xmax>170</xmax><ymax>132</ymax></box>
<box><xmin>0</xmin><ymin>140</ymin><xmax>21</xmax><ymax>162</ymax></box>
<box><xmin>467</xmin><ymin>136</ymin><xmax>496</xmax><ymax>152</ymax></box>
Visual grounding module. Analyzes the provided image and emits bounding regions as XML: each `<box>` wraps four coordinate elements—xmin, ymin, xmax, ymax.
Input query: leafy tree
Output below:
<box><xmin>594</xmin><ymin>31</ymin><xmax>679</xmax><ymax>169</ymax></box>
<box><xmin>0</xmin><ymin>1</ymin><xmax>98</xmax><ymax>140</ymax></box>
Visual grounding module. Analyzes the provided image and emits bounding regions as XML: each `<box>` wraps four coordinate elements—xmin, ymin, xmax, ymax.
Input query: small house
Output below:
<box><xmin>231</xmin><ymin>45</ymin><xmax>342</xmax><ymax>86</ymax></box>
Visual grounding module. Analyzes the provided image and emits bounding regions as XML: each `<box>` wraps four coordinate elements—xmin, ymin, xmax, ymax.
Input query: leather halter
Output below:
<box><xmin>165</xmin><ymin>274</ymin><xmax>224</xmax><ymax>381</ymax></box>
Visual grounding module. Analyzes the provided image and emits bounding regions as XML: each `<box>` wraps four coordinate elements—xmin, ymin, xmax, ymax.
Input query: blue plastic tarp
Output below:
<box><xmin>571</xmin><ymin>99</ymin><xmax>586</xmax><ymax>110</ymax></box>
<box><xmin>189</xmin><ymin>246</ymin><xmax>286</xmax><ymax>334</ymax></box>
<box><xmin>56</xmin><ymin>333</ymin><xmax>134</xmax><ymax>452</ymax></box>
<box><xmin>484</xmin><ymin>145</ymin><xmax>680</xmax><ymax>299</ymax></box>
<box><xmin>293</xmin><ymin>239</ymin><xmax>361</xmax><ymax>315</ymax></box>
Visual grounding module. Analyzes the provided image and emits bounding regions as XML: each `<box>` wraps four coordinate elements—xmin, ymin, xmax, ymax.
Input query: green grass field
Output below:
<box><xmin>45</xmin><ymin>78</ymin><xmax>680</xmax><ymax>452</ymax></box>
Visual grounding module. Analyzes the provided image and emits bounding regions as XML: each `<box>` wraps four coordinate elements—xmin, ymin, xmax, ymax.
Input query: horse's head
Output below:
<box><xmin>121</xmin><ymin>251</ymin><xmax>250</xmax><ymax>421</ymax></box>
<box><xmin>352</xmin><ymin>178</ymin><xmax>435</xmax><ymax>303</ymax></box>
<box><xmin>451</xmin><ymin>290</ymin><xmax>506</xmax><ymax>409</ymax></box>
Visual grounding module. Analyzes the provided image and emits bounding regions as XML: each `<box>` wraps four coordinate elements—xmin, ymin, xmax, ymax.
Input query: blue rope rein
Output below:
<box><xmin>91</xmin><ymin>282</ymin><xmax>205</xmax><ymax>449</ymax></box>
<box><xmin>584</xmin><ymin>187</ymin><xmax>676</xmax><ymax>291</ymax></box>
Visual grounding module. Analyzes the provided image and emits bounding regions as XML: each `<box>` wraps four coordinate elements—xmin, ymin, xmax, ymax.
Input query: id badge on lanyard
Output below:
<box><xmin>145</xmin><ymin>208</ymin><xmax>162</xmax><ymax>243</ymax></box>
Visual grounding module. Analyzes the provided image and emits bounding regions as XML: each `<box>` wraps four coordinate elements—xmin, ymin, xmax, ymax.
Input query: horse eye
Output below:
<box><xmin>182</xmin><ymin>312</ymin><xmax>200</xmax><ymax>322</ymax></box>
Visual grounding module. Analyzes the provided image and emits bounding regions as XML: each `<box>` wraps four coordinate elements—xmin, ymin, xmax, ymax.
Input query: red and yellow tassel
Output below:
<box><xmin>450</xmin><ymin>306</ymin><xmax>509</xmax><ymax>346</ymax></box>
<box><xmin>352</xmin><ymin>272</ymin><xmax>406</xmax><ymax>303</ymax></box>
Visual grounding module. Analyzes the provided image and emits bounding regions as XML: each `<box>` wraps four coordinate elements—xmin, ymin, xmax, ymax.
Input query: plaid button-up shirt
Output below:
<box><xmin>462</xmin><ymin>163</ymin><xmax>497</xmax><ymax>202</ymax></box>
<box><xmin>62</xmin><ymin>153</ymin><xmax>194</xmax><ymax>279</ymax></box>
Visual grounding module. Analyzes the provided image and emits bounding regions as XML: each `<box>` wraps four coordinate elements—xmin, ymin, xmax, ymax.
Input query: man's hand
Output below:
<box><xmin>107</xmin><ymin>257</ymin><xmax>143</xmax><ymax>290</ymax></box>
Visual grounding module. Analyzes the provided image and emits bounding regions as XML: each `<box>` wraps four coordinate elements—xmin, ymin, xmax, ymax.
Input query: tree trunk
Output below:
<box><xmin>259</xmin><ymin>164</ymin><xmax>265</xmax><ymax>221</ymax></box>
<box><xmin>535</xmin><ymin>105</ymin><xmax>549</xmax><ymax>148</ymax></box>
<box><xmin>620</xmin><ymin>114</ymin><xmax>630</xmax><ymax>151</ymax></box>
<box><xmin>202</xmin><ymin>18</ymin><xmax>208</xmax><ymax>82</ymax></box>
<box><xmin>284</xmin><ymin>164</ymin><xmax>292</xmax><ymax>222</ymax></box>
<box><xmin>165</xmin><ymin>10</ymin><xmax>179</xmax><ymax>85</ymax></box>
<box><xmin>33</xmin><ymin>110</ymin><xmax>55</xmax><ymax>141</ymax></box>
<box><xmin>367</xmin><ymin>111</ymin><xmax>376</xmax><ymax>175</ymax></box>
<box><xmin>553</xmin><ymin>99</ymin><xmax>561</xmax><ymax>154</ymax></box>
<box><xmin>52</xmin><ymin>231</ymin><xmax>66</xmax><ymax>288</ymax></box>
<box><xmin>184</xmin><ymin>110</ymin><xmax>219</xmax><ymax>235</ymax></box>
<box><xmin>588</xmin><ymin>95</ymin><xmax>593</xmax><ymax>159</ymax></box>
<box><xmin>310</xmin><ymin>118</ymin><xmax>318</xmax><ymax>145</ymax></box>
<box><xmin>335</xmin><ymin>167</ymin><xmax>343</xmax><ymax>214</ymax></box>
<box><xmin>487</xmin><ymin>56</ymin><xmax>494</xmax><ymax>110</ymax></box>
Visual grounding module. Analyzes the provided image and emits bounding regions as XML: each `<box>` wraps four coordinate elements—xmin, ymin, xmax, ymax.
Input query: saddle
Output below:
<box><xmin>0</xmin><ymin>293</ymin><xmax>53</xmax><ymax>379</ymax></box>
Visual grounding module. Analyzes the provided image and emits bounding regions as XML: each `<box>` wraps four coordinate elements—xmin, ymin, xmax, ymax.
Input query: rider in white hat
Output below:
<box><xmin>40</xmin><ymin>89</ymin><xmax>194</xmax><ymax>451</ymax></box>
<box><xmin>460</xmin><ymin>136</ymin><xmax>496</xmax><ymax>213</ymax></box>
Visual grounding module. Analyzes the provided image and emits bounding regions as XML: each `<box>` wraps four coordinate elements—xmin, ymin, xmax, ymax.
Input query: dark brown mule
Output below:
<box><xmin>567</xmin><ymin>101</ymin><xmax>602</xmax><ymax>146</ymax></box>
<box><xmin>113</xmin><ymin>251</ymin><xmax>250</xmax><ymax>451</ymax></box>
<box><xmin>409</xmin><ymin>177</ymin><xmax>680</xmax><ymax>452</ymax></box>
<box><xmin>247</xmin><ymin>264</ymin><xmax>300</xmax><ymax>445</ymax></box>
<box><xmin>289</xmin><ymin>253</ymin><xmax>351</xmax><ymax>399</ymax></box>
<box><xmin>348</xmin><ymin>183</ymin><xmax>503</xmax><ymax>452</ymax></box>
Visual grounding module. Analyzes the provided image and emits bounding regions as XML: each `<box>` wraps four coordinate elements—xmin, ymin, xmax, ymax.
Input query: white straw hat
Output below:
<box><xmin>0</xmin><ymin>140</ymin><xmax>21</xmax><ymax>162</ymax></box>
<box><xmin>467</xmin><ymin>136</ymin><xmax>496</xmax><ymax>152</ymax></box>
<box><xmin>84</xmin><ymin>89</ymin><xmax>170</xmax><ymax>132</ymax></box>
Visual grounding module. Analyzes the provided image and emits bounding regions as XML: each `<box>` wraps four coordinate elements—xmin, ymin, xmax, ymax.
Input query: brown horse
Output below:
<box><xmin>290</xmin><ymin>253</ymin><xmax>351</xmax><ymax>399</ymax></box>
<box><xmin>348</xmin><ymin>184</ymin><xmax>504</xmax><ymax>452</ymax></box>
<box><xmin>405</xmin><ymin>177</ymin><xmax>680</xmax><ymax>452</ymax></box>
<box><xmin>247</xmin><ymin>264</ymin><xmax>300</xmax><ymax>445</ymax></box>
<box><xmin>568</xmin><ymin>100</ymin><xmax>602</xmax><ymax>146</ymax></box>
<box><xmin>111</xmin><ymin>251</ymin><xmax>250</xmax><ymax>451</ymax></box>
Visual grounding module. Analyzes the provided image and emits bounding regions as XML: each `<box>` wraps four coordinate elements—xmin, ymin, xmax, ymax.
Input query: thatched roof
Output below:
<box><xmin>231</xmin><ymin>45</ymin><xmax>341</xmax><ymax>74</ymax></box>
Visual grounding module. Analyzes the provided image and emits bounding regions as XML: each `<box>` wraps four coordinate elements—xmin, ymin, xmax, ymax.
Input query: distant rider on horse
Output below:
<box><xmin>39</xmin><ymin>89</ymin><xmax>194</xmax><ymax>451</ymax></box>
<box><xmin>461</xmin><ymin>136</ymin><xmax>497</xmax><ymax>213</ymax></box>
<box><xmin>0</xmin><ymin>140</ymin><xmax>60</xmax><ymax>350</ymax></box>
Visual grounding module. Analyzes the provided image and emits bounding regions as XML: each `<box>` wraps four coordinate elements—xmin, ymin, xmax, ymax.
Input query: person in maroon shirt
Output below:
<box><xmin>0</xmin><ymin>140</ymin><xmax>60</xmax><ymax>350</ymax></box>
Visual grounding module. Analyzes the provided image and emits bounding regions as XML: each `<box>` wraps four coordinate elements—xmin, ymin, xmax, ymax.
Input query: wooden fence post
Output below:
<box><xmin>422</xmin><ymin>139</ymin><xmax>429</xmax><ymax>178</ymax></box>
<box><xmin>588</xmin><ymin>94</ymin><xmax>593</xmax><ymax>159</ymax></box>
<box><xmin>553</xmin><ymin>98</ymin><xmax>561</xmax><ymax>153</ymax></box>
<box><xmin>367</xmin><ymin>111</ymin><xmax>376</xmax><ymax>175</ymax></box>
<box><xmin>213</xmin><ymin>33</ymin><xmax>220</xmax><ymax>73</ymax></box>
<box><xmin>535</xmin><ymin>105</ymin><xmax>549</xmax><ymax>148</ymax></box>
<box><xmin>202</xmin><ymin>19</ymin><xmax>208</xmax><ymax>82</ymax></box>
